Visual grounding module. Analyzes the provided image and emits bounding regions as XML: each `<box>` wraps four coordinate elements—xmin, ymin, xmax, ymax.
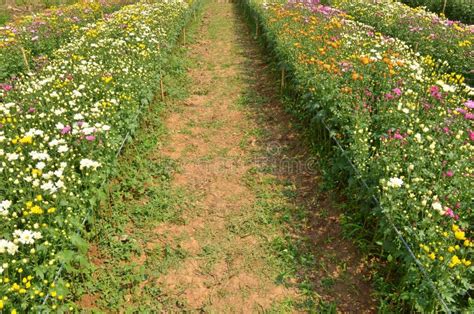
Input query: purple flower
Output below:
<box><xmin>61</xmin><ymin>126</ymin><xmax>72</xmax><ymax>135</ymax></box>
<box><xmin>465</xmin><ymin>100</ymin><xmax>474</xmax><ymax>109</ymax></box>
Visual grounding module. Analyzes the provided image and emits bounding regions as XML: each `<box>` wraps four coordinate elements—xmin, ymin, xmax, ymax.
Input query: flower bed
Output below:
<box><xmin>0</xmin><ymin>0</ymin><xmax>137</xmax><ymax>82</ymax></box>
<box><xmin>400</xmin><ymin>0</ymin><xmax>474</xmax><ymax>24</ymax></box>
<box><xmin>0</xmin><ymin>0</ymin><xmax>194</xmax><ymax>311</ymax></box>
<box><xmin>326</xmin><ymin>0</ymin><xmax>473</xmax><ymax>82</ymax></box>
<box><xmin>244</xmin><ymin>0</ymin><xmax>473</xmax><ymax>311</ymax></box>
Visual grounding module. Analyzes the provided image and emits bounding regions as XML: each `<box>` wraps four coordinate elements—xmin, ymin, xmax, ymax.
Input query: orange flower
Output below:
<box><xmin>360</xmin><ymin>56</ymin><xmax>370</xmax><ymax>65</ymax></box>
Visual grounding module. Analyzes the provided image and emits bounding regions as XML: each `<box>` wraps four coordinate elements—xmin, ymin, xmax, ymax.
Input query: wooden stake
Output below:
<box><xmin>20</xmin><ymin>46</ymin><xmax>30</xmax><ymax>73</ymax></box>
<box><xmin>183</xmin><ymin>27</ymin><xmax>186</xmax><ymax>45</ymax></box>
<box><xmin>442</xmin><ymin>0</ymin><xmax>447</xmax><ymax>15</ymax></box>
<box><xmin>160</xmin><ymin>77</ymin><xmax>165</xmax><ymax>101</ymax></box>
<box><xmin>255</xmin><ymin>20</ymin><xmax>259</xmax><ymax>37</ymax></box>
<box><xmin>280</xmin><ymin>68</ymin><xmax>285</xmax><ymax>91</ymax></box>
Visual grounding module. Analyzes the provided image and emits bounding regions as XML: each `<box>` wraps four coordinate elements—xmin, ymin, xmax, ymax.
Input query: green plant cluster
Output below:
<box><xmin>0</xmin><ymin>0</ymin><xmax>197</xmax><ymax>311</ymax></box>
<box><xmin>242</xmin><ymin>0</ymin><xmax>473</xmax><ymax>311</ymax></box>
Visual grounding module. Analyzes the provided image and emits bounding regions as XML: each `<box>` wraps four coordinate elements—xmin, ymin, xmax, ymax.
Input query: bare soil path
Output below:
<box><xmin>78</xmin><ymin>1</ymin><xmax>376</xmax><ymax>312</ymax></box>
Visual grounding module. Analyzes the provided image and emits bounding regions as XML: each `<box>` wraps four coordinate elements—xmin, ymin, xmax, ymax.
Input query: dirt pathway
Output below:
<box><xmin>79</xmin><ymin>1</ymin><xmax>376</xmax><ymax>312</ymax></box>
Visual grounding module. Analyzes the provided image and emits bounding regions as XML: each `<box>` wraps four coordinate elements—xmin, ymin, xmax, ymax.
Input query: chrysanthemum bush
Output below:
<box><xmin>0</xmin><ymin>0</ymin><xmax>194</xmax><ymax>311</ymax></box>
<box><xmin>0</xmin><ymin>0</ymin><xmax>137</xmax><ymax>82</ymax></box>
<box><xmin>400</xmin><ymin>0</ymin><xmax>474</xmax><ymax>24</ymax></box>
<box><xmin>244</xmin><ymin>0</ymin><xmax>473</xmax><ymax>311</ymax></box>
<box><xmin>324</xmin><ymin>0</ymin><xmax>473</xmax><ymax>82</ymax></box>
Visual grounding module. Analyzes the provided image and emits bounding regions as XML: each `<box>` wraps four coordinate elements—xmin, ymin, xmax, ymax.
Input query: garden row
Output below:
<box><xmin>243</xmin><ymin>0</ymin><xmax>473</xmax><ymax>311</ymax></box>
<box><xmin>0</xmin><ymin>0</ymin><xmax>137</xmax><ymax>83</ymax></box>
<box><xmin>0</xmin><ymin>0</ymin><xmax>195</xmax><ymax>311</ymax></box>
<box><xmin>400</xmin><ymin>0</ymin><xmax>474</xmax><ymax>24</ymax></box>
<box><xmin>324</xmin><ymin>0</ymin><xmax>473</xmax><ymax>83</ymax></box>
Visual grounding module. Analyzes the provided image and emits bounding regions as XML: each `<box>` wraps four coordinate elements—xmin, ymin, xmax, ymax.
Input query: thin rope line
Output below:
<box><xmin>319</xmin><ymin>119</ymin><xmax>451</xmax><ymax>313</ymax></box>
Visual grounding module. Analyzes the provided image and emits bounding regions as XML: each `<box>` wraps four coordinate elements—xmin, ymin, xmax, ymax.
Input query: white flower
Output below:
<box><xmin>30</xmin><ymin>151</ymin><xmax>50</xmax><ymax>160</ymax></box>
<box><xmin>57</xmin><ymin>145</ymin><xmax>69</xmax><ymax>153</ymax></box>
<box><xmin>0</xmin><ymin>200</ymin><xmax>12</xmax><ymax>216</ymax></box>
<box><xmin>6</xmin><ymin>153</ymin><xmax>19</xmax><ymax>161</ymax></box>
<box><xmin>74</xmin><ymin>113</ymin><xmax>84</xmax><ymax>120</ymax></box>
<box><xmin>0</xmin><ymin>239</ymin><xmax>18</xmax><ymax>255</ymax></box>
<box><xmin>432</xmin><ymin>201</ymin><xmax>444</xmax><ymax>213</ymax></box>
<box><xmin>79</xmin><ymin>158</ymin><xmax>101</xmax><ymax>170</ymax></box>
<box><xmin>36</xmin><ymin>162</ymin><xmax>46</xmax><ymax>170</ymax></box>
<box><xmin>387</xmin><ymin>177</ymin><xmax>404</xmax><ymax>188</ymax></box>
<box><xmin>13</xmin><ymin>230</ymin><xmax>42</xmax><ymax>245</ymax></box>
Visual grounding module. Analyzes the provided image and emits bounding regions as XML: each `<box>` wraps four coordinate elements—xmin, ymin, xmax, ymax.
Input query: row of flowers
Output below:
<box><xmin>247</xmin><ymin>0</ymin><xmax>472</xmax><ymax>311</ymax></box>
<box><xmin>0</xmin><ymin>0</ymin><xmax>193</xmax><ymax>311</ymax></box>
<box><xmin>400</xmin><ymin>0</ymin><xmax>473</xmax><ymax>24</ymax></box>
<box><xmin>0</xmin><ymin>0</ymin><xmax>137</xmax><ymax>82</ymax></box>
<box><xmin>324</xmin><ymin>0</ymin><xmax>473</xmax><ymax>83</ymax></box>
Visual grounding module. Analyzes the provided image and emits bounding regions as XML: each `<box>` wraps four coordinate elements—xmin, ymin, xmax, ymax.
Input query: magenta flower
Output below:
<box><xmin>445</xmin><ymin>207</ymin><xmax>455</xmax><ymax>218</ymax></box>
<box><xmin>430</xmin><ymin>85</ymin><xmax>442</xmax><ymax>100</ymax></box>
<box><xmin>469</xmin><ymin>130</ymin><xmax>474</xmax><ymax>142</ymax></box>
<box><xmin>0</xmin><ymin>84</ymin><xmax>12</xmax><ymax>92</ymax></box>
<box><xmin>444</xmin><ymin>170</ymin><xmax>454</xmax><ymax>177</ymax></box>
<box><xmin>384</xmin><ymin>93</ymin><xmax>394</xmax><ymax>100</ymax></box>
<box><xmin>465</xmin><ymin>100</ymin><xmax>474</xmax><ymax>109</ymax></box>
<box><xmin>61</xmin><ymin>126</ymin><xmax>72</xmax><ymax>135</ymax></box>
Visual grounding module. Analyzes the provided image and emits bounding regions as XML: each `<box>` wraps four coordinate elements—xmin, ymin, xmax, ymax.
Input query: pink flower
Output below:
<box><xmin>384</xmin><ymin>93</ymin><xmax>394</xmax><ymax>100</ymax></box>
<box><xmin>465</xmin><ymin>100</ymin><xmax>474</xmax><ymax>109</ymax></box>
<box><xmin>444</xmin><ymin>170</ymin><xmax>454</xmax><ymax>177</ymax></box>
<box><xmin>430</xmin><ymin>85</ymin><xmax>442</xmax><ymax>100</ymax></box>
<box><xmin>28</xmin><ymin>107</ymin><xmax>36</xmax><ymax>113</ymax></box>
<box><xmin>392</xmin><ymin>88</ymin><xmax>402</xmax><ymax>96</ymax></box>
<box><xmin>456</xmin><ymin>108</ymin><xmax>467</xmax><ymax>114</ymax></box>
<box><xmin>85</xmin><ymin>135</ymin><xmax>96</xmax><ymax>141</ymax></box>
<box><xmin>394</xmin><ymin>133</ymin><xmax>404</xmax><ymax>140</ymax></box>
<box><xmin>445</xmin><ymin>207</ymin><xmax>455</xmax><ymax>218</ymax></box>
<box><xmin>1</xmin><ymin>84</ymin><xmax>12</xmax><ymax>92</ymax></box>
<box><xmin>442</xmin><ymin>127</ymin><xmax>450</xmax><ymax>134</ymax></box>
<box><xmin>469</xmin><ymin>130</ymin><xmax>474</xmax><ymax>142</ymax></box>
<box><xmin>61</xmin><ymin>126</ymin><xmax>72</xmax><ymax>135</ymax></box>
<box><xmin>465</xmin><ymin>113</ymin><xmax>474</xmax><ymax>120</ymax></box>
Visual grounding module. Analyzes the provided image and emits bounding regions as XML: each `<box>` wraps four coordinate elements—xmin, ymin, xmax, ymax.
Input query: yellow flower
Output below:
<box><xmin>102</xmin><ymin>76</ymin><xmax>113</xmax><ymax>84</ymax></box>
<box><xmin>47</xmin><ymin>207</ymin><xmax>56</xmax><ymax>214</ymax></box>
<box><xmin>455</xmin><ymin>231</ymin><xmax>466</xmax><ymax>241</ymax></box>
<box><xmin>51</xmin><ymin>291</ymin><xmax>57</xmax><ymax>298</ymax></box>
<box><xmin>463</xmin><ymin>260</ymin><xmax>472</xmax><ymax>266</ymax></box>
<box><xmin>449</xmin><ymin>255</ymin><xmax>462</xmax><ymax>268</ymax></box>
<box><xmin>30</xmin><ymin>206</ymin><xmax>43</xmax><ymax>215</ymax></box>
<box><xmin>428</xmin><ymin>252</ymin><xmax>436</xmax><ymax>260</ymax></box>
<box><xmin>19</xmin><ymin>136</ymin><xmax>33</xmax><ymax>144</ymax></box>
<box><xmin>452</xmin><ymin>224</ymin><xmax>459</xmax><ymax>232</ymax></box>
<box><xmin>36</xmin><ymin>195</ymin><xmax>42</xmax><ymax>201</ymax></box>
<box><xmin>0</xmin><ymin>300</ymin><xmax>3</xmax><ymax>309</ymax></box>
<box><xmin>464</xmin><ymin>240</ymin><xmax>470</xmax><ymax>246</ymax></box>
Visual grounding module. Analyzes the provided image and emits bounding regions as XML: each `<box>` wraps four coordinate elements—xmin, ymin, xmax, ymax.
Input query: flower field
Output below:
<box><xmin>400</xmin><ymin>0</ymin><xmax>474</xmax><ymax>24</ymax></box>
<box><xmin>243</xmin><ymin>0</ymin><xmax>473</xmax><ymax>311</ymax></box>
<box><xmin>0</xmin><ymin>0</ymin><xmax>138</xmax><ymax>82</ymax></box>
<box><xmin>326</xmin><ymin>0</ymin><xmax>473</xmax><ymax>83</ymax></box>
<box><xmin>0</xmin><ymin>0</ymin><xmax>195</xmax><ymax>311</ymax></box>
